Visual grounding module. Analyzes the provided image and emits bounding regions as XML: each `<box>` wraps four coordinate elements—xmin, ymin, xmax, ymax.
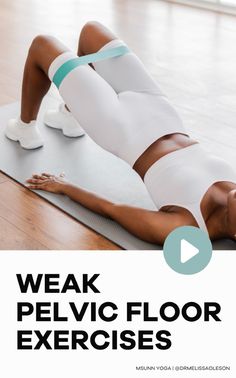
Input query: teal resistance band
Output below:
<box><xmin>52</xmin><ymin>45</ymin><xmax>130</xmax><ymax>88</ymax></box>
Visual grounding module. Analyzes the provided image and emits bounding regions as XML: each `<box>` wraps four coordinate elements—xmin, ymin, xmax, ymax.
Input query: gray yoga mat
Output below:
<box><xmin>0</xmin><ymin>94</ymin><xmax>235</xmax><ymax>250</ymax></box>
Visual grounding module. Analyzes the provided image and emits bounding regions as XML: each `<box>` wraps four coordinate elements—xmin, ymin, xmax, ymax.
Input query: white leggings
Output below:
<box><xmin>48</xmin><ymin>39</ymin><xmax>185</xmax><ymax>166</ymax></box>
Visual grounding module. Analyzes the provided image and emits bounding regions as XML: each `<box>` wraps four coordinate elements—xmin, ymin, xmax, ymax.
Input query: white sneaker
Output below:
<box><xmin>5</xmin><ymin>118</ymin><xmax>44</xmax><ymax>149</ymax></box>
<box><xmin>44</xmin><ymin>103</ymin><xmax>85</xmax><ymax>137</ymax></box>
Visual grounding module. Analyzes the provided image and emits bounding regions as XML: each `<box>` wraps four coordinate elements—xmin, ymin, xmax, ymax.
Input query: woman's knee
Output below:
<box><xmin>80</xmin><ymin>21</ymin><xmax>102</xmax><ymax>38</ymax></box>
<box><xmin>29</xmin><ymin>34</ymin><xmax>55</xmax><ymax>56</ymax></box>
<box><xmin>79</xmin><ymin>21</ymin><xmax>101</xmax><ymax>47</ymax></box>
<box><xmin>28</xmin><ymin>34</ymin><xmax>69</xmax><ymax>74</ymax></box>
<box><xmin>79</xmin><ymin>21</ymin><xmax>116</xmax><ymax>55</ymax></box>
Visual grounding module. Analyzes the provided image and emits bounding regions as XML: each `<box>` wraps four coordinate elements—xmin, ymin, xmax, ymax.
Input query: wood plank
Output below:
<box><xmin>0</xmin><ymin>181</ymin><xmax>119</xmax><ymax>250</ymax></box>
<box><xmin>0</xmin><ymin>172</ymin><xmax>9</xmax><ymax>183</ymax></box>
<box><xmin>0</xmin><ymin>216</ymin><xmax>48</xmax><ymax>250</ymax></box>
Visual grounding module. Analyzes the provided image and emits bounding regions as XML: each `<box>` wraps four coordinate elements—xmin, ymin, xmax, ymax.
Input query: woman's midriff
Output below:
<box><xmin>133</xmin><ymin>133</ymin><xmax>199</xmax><ymax>180</ymax></box>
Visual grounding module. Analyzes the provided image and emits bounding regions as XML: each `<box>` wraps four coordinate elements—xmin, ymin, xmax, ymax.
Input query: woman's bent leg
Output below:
<box><xmin>8</xmin><ymin>22</ymin><xmax>123</xmax><ymax>153</ymax></box>
<box><xmin>21</xmin><ymin>21</ymin><xmax>118</xmax><ymax>123</ymax></box>
<box><xmin>20</xmin><ymin>35</ymin><xmax>70</xmax><ymax>123</ymax></box>
<box><xmin>5</xmin><ymin>35</ymin><xmax>72</xmax><ymax>149</ymax></box>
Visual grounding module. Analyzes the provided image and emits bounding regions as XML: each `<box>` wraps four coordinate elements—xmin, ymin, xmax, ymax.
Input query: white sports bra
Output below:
<box><xmin>144</xmin><ymin>144</ymin><xmax>236</xmax><ymax>233</ymax></box>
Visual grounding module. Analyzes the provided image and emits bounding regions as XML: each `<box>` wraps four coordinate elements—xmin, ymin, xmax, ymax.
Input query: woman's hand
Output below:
<box><xmin>26</xmin><ymin>172</ymin><xmax>67</xmax><ymax>194</ymax></box>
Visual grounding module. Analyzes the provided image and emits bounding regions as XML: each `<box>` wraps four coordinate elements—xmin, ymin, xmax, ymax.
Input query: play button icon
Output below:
<box><xmin>163</xmin><ymin>226</ymin><xmax>212</xmax><ymax>275</ymax></box>
<box><xmin>180</xmin><ymin>239</ymin><xmax>199</xmax><ymax>263</ymax></box>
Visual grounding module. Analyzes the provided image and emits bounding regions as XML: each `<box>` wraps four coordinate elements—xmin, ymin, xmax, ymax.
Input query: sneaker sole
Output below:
<box><xmin>21</xmin><ymin>142</ymin><xmax>44</xmax><ymax>150</ymax></box>
<box><xmin>5</xmin><ymin>131</ymin><xmax>43</xmax><ymax>149</ymax></box>
<box><xmin>44</xmin><ymin>119</ymin><xmax>85</xmax><ymax>138</ymax></box>
<box><xmin>62</xmin><ymin>130</ymin><xmax>85</xmax><ymax>138</ymax></box>
<box><xmin>5</xmin><ymin>130</ymin><xmax>18</xmax><ymax>142</ymax></box>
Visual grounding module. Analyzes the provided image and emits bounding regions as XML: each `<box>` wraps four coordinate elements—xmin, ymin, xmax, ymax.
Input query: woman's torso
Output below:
<box><xmin>133</xmin><ymin>133</ymin><xmax>197</xmax><ymax>179</ymax></box>
<box><xmin>133</xmin><ymin>133</ymin><xmax>236</xmax><ymax>236</ymax></box>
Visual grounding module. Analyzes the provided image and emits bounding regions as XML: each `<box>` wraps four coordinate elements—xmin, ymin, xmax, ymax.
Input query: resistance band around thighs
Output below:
<box><xmin>52</xmin><ymin>45</ymin><xmax>130</xmax><ymax>89</ymax></box>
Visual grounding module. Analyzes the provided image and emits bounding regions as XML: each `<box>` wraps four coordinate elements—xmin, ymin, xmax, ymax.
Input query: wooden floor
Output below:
<box><xmin>0</xmin><ymin>172</ymin><xmax>119</xmax><ymax>250</ymax></box>
<box><xmin>0</xmin><ymin>0</ymin><xmax>235</xmax><ymax>249</ymax></box>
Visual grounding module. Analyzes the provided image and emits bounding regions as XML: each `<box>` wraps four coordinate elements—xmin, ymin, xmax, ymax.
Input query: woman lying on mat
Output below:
<box><xmin>5</xmin><ymin>21</ymin><xmax>236</xmax><ymax>244</ymax></box>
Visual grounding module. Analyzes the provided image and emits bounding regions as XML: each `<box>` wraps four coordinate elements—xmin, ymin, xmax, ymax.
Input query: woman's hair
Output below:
<box><xmin>227</xmin><ymin>189</ymin><xmax>236</xmax><ymax>240</ymax></box>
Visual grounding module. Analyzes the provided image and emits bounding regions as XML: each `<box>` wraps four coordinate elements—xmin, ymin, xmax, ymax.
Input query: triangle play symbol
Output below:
<box><xmin>181</xmin><ymin>239</ymin><xmax>199</xmax><ymax>263</ymax></box>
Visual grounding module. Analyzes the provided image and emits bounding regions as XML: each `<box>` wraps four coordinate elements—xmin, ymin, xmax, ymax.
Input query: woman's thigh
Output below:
<box><xmin>30</xmin><ymin>30</ymin><xmax>125</xmax><ymax>155</ymax></box>
<box><xmin>93</xmin><ymin>40</ymin><xmax>163</xmax><ymax>95</ymax></box>
<box><xmin>78</xmin><ymin>22</ymin><xmax>163</xmax><ymax>95</ymax></box>
<box><xmin>48</xmin><ymin>51</ymin><xmax>123</xmax><ymax>154</ymax></box>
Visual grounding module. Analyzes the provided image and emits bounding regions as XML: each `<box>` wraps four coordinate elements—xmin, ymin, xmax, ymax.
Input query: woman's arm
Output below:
<box><xmin>108</xmin><ymin>204</ymin><xmax>185</xmax><ymax>244</ymax></box>
<box><xmin>26</xmin><ymin>173</ymin><xmax>186</xmax><ymax>244</ymax></box>
<box><xmin>26</xmin><ymin>173</ymin><xmax>113</xmax><ymax>216</ymax></box>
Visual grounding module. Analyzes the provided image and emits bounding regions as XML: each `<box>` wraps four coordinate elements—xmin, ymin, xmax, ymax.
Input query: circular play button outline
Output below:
<box><xmin>163</xmin><ymin>226</ymin><xmax>213</xmax><ymax>275</ymax></box>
